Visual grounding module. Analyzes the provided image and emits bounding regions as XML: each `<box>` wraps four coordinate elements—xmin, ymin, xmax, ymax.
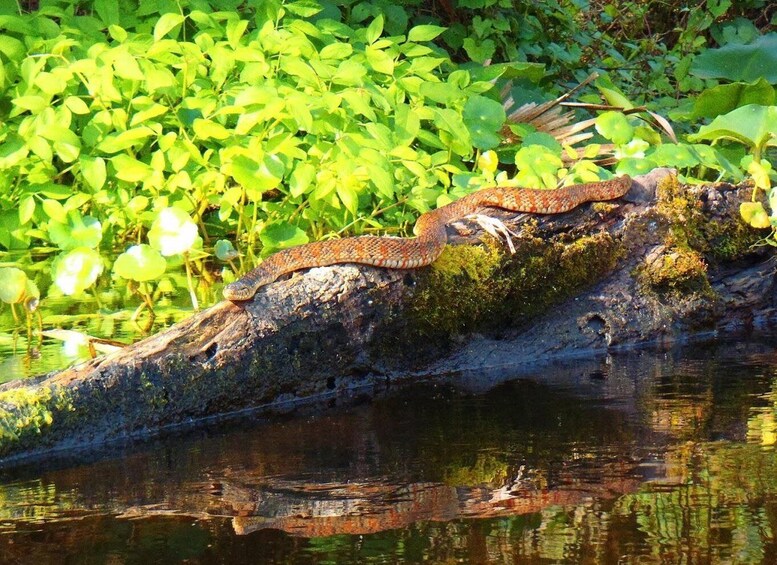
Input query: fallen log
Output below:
<box><xmin>1</xmin><ymin>168</ymin><xmax>773</xmax><ymax>465</ymax></box>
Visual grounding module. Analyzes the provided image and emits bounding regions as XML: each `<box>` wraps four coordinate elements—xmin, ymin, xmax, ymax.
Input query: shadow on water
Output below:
<box><xmin>1</xmin><ymin>339</ymin><xmax>777</xmax><ymax>563</ymax></box>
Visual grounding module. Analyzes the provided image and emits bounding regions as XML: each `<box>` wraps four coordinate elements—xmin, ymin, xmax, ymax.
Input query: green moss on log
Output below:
<box><xmin>374</xmin><ymin>230</ymin><xmax>624</xmax><ymax>366</ymax></box>
<box><xmin>657</xmin><ymin>175</ymin><xmax>761</xmax><ymax>262</ymax></box>
<box><xmin>0</xmin><ymin>384</ymin><xmax>75</xmax><ymax>457</ymax></box>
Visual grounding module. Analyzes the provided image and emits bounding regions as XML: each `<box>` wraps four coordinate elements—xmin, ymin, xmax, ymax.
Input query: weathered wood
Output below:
<box><xmin>1</xmin><ymin>169</ymin><xmax>774</xmax><ymax>465</ymax></box>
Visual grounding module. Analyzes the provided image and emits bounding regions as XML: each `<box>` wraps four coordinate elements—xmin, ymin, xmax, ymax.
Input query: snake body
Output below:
<box><xmin>223</xmin><ymin>176</ymin><xmax>632</xmax><ymax>301</ymax></box>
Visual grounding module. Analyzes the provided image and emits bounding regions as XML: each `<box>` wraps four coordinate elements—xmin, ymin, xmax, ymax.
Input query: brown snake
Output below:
<box><xmin>223</xmin><ymin>175</ymin><xmax>632</xmax><ymax>301</ymax></box>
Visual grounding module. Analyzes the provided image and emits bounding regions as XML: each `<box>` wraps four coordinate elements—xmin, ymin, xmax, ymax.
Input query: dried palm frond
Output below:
<box><xmin>500</xmin><ymin>72</ymin><xmax>676</xmax><ymax>164</ymax></box>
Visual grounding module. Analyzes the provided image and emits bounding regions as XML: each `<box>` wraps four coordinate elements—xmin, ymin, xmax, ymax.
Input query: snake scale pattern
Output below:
<box><xmin>223</xmin><ymin>175</ymin><xmax>632</xmax><ymax>301</ymax></box>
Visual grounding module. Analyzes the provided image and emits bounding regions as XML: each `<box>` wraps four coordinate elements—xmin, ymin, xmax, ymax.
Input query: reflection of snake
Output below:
<box><xmin>223</xmin><ymin>176</ymin><xmax>633</xmax><ymax>301</ymax></box>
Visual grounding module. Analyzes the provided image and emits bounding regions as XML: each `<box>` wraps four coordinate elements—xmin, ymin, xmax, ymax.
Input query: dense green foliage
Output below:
<box><xmin>0</xmin><ymin>0</ymin><xmax>775</xmax><ymax>363</ymax></box>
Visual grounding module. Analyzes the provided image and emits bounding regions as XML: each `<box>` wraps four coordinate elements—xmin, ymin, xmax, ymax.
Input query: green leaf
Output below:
<box><xmin>52</xmin><ymin>247</ymin><xmax>103</xmax><ymax>295</ymax></box>
<box><xmin>229</xmin><ymin>154</ymin><xmax>284</xmax><ymax>193</ymax></box>
<box><xmin>595</xmin><ymin>111</ymin><xmax>635</xmax><ymax>145</ymax></box>
<box><xmin>688</xmin><ymin>104</ymin><xmax>777</xmax><ymax>152</ymax></box>
<box><xmin>214</xmin><ymin>239</ymin><xmax>238</xmax><ymax>261</ymax></box>
<box><xmin>393</xmin><ymin>103</ymin><xmax>420</xmax><ymax>146</ymax></box>
<box><xmin>97</xmin><ymin>128</ymin><xmax>154</xmax><ymax>153</ymax></box>
<box><xmin>407</xmin><ymin>24</ymin><xmax>446</xmax><ymax>42</ymax></box>
<box><xmin>259</xmin><ymin>221</ymin><xmax>309</xmax><ymax>252</ymax></box>
<box><xmin>49</xmin><ymin>212</ymin><xmax>103</xmax><ymax>250</ymax></box>
<box><xmin>289</xmin><ymin>162</ymin><xmax>316</xmax><ymax>198</ymax></box>
<box><xmin>114</xmin><ymin>244</ymin><xmax>166</xmax><ymax>281</ymax></box>
<box><xmin>462</xmin><ymin>95</ymin><xmax>506</xmax><ymax>150</ymax></box>
<box><xmin>19</xmin><ymin>195</ymin><xmax>35</xmax><ymax>225</ymax></box>
<box><xmin>616</xmin><ymin>157</ymin><xmax>658</xmax><ymax>177</ymax></box>
<box><xmin>80</xmin><ymin>156</ymin><xmax>107</xmax><ymax>191</ymax></box>
<box><xmin>111</xmin><ymin>154</ymin><xmax>152</xmax><ymax>182</ymax></box>
<box><xmin>113</xmin><ymin>49</ymin><xmax>144</xmax><ymax>81</ymax></box>
<box><xmin>42</xmin><ymin>199</ymin><xmax>67</xmax><ymax>223</ymax></box>
<box><xmin>365</xmin><ymin>47</ymin><xmax>394</xmax><ymax>75</ymax></box>
<box><xmin>226</xmin><ymin>19</ymin><xmax>248</xmax><ymax>48</ymax></box>
<box><xmin>320</xmin><ymin>42</ymin><xmax>353</xmax><ymax>60</ymax></box>
<box><xmin>692</xmin><ymin>79</ymin><xmax>775</xmax><ymax>120</ymax></box>
<box><xmin>691</xmin><ymin>33</ymin><xmax>777</xmax><ymax>83</ymax></box>
<box><xmin>596</xmin><ymin>84</ymin><xmax>634</xmax><ymax>110</ymax></box>
<box><xmin>192</xmin><ymin>118</ymin><xmax>231</xmax><ymax>140</ymax></box>
<box><xmin>462</xmin><ymin>37</ymin><xmax>495</xmax><ymax>64</ymax></box>
<box><xmin>433</xmin><ymin>108</ymin><xmax>471</xmax><ymax>145</ymax></box>
<box><xmin>0</xmin><ymin>267</ymin><xmax>28</xmax><ymax>304</ymax></box>
<box><xmin>154</xmin><ymin>13</ymin><xmax>185</xmax><ymax>41</ymax></box>
<box><xmin>740</xmin><ymin>201</ymin><xmax>771</xmax><ymax>229</ymax></box>
<box><xmin>514</xmin><ymin>145</ymin><xmax>563</xmax><ymax>187</ymax></box>
<box><xmin>64</xmin><ymin>96</ymin><xmax>90</xmax><ymax>115</ymax></box>
<box><xmin>94</xmin><ymin>0</ymin><xmax>119</xmax><ymax>25</ymax></box>
<box><xmin>648</xmin><ymin>143</ymin><xmax>701</xmax><ymax>169</ymax></box>
<box><xmin>365</xmin><ymin>14</ymin><xmax>384</xmax><ymax>44</ymax></box>
<box><xmin>148</xmin><ymin>207</ymin><xmax>198</xmax><ymax>256</ymax></box>
<box><xmin>12</xmin><ymin>95</ymin><xmax>48</xmax><ymax>114</ymax></box>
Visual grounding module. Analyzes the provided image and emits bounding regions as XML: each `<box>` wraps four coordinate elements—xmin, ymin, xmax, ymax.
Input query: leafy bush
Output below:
<box><xmin>0</xmin><ymin>0</ymin><xmax>521</xmax><ymax>306</ymax></box>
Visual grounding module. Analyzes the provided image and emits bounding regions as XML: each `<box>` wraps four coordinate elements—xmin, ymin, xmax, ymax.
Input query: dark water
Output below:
<box><xmin>2</xmin><ymin>341</ymin><xmax>777</xmax><ymax>564</ymax></box>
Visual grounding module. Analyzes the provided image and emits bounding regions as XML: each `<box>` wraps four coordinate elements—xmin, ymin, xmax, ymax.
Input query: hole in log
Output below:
<box><xmin>205</xmin><ymin>342</ymin><xmax>219</xmax><ymax>360</ymax></box>
<box><xmin>326</xmin><ymin>376</ymin><xmax>336</xmax><ymax>390</ymax></box>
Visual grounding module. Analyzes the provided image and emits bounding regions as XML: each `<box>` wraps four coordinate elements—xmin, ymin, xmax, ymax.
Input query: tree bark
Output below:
<box><xmin>1</xmin><ymin>169</ymin><xmax>774</xmax><ymax>465</ymax></box>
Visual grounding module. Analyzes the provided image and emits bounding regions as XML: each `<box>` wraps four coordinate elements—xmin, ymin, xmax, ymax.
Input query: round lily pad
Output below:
<box><xmin>0</xmin><ymin>267</ymin><xmax>28</xmax><ymax>304</ymax></box>
<box><xmin>113</xmin><ymin>244</ymin><xmax>167</xmax><ymax>281</ymax></box>
<box><xmin>148</xmin><ymin>207</ymin><xmax>199</xmax><ymax>256</ymax></box>
<box><xmin>52</xmin><ymin>247</ymin><xmax>104</xmax><ymax>295</ymax></box>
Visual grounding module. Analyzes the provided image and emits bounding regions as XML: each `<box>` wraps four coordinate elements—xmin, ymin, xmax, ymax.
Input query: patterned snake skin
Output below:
<box><xmin>223</xmin><ymin>175</ymin><xmax>632</xmax><ymax>301</ymax></box>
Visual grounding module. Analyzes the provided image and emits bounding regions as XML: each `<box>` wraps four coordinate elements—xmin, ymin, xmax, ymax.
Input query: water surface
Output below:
<box><xmin>1</xmin><ymin>340</ymin><xmax>777</xmax><ymax>563</ymax></box>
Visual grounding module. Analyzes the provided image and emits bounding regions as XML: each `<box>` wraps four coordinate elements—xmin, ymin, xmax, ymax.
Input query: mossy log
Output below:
<box><xmin>1</xmin><ymin>169</ymin><xmax>774</xmax><ymax>465</ymax></box>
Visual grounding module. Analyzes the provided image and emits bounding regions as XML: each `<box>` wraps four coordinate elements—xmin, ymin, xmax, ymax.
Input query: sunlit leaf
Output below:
<box><xmin>42</xmin><ymin>199</ymin><xmax>67</xmax><ymax>223</ymax></box>
<box><xmin>154</xmin><ymin>13</ymin><xmax>185</xmax><ymax>41</ymax></box>
<box><xmin>80</xmin><ymin>156</ymin><xmax>107</xmax><ymax>191</ymax></box>
<box><xmin>49</xmin><ymin>212</ymin><xmax>103</xmax><ymax>250</ymax></box>
<box><xmin>148</xmin><ymin>207</ymin><xmax>198</xmax><ymax>256</ymax></box>
<box><xmin>113</xmin><ymin>244</ymin><xmax>166</xmax><ymax>281</ymax></box>
<box><xmin>52</xmin><ymin>247</ymin><xmax>103</xmax><ymax>295</ymax></box>
<box><xmin>0</xmin><ymin>267</ymin><xmax>27</xmax><ymax>304</ymax></box>
<box><xmin>740</xmin><ymin>202</ymin><xmax>771</xmax><ymax>229</ymax></box>
<box><xmin>688</xmin><ymin>104</ymin><xmax>777</xmax><ymax>152</ymax></box>
<box><xmin>408</xmin><ymin>24</ymin><xmax>446</xmax><ymax>42</ymax></box>
<box><xmin>595</xmin><ymin>111</ymin><xmax>634</xmax><ymax>145</ymax></box>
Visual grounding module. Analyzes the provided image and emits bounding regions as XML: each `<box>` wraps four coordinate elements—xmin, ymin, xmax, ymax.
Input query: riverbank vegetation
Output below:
<box><xmin>0</xmin><ymin>0</ymin><xmax>774</xmax><ymax>376</ymax></box>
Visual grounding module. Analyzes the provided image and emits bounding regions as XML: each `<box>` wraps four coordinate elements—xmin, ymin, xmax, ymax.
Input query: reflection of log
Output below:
<box><xmin>1</xmin><ymin>169</ymin><xmax>775</xmax><ymax>464</ymax></box>
<box><xmin>229</xmin><ymin>473</ymin><xmax>642</xmax><ymax>537</ymax></box>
